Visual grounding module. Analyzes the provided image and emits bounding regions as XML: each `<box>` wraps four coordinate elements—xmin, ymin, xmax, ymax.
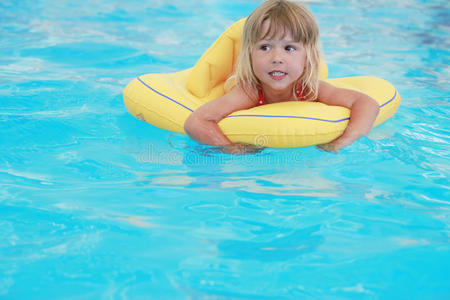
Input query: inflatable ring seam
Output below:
<box><xmin>136</xmin><ymin>76</ymin><xmax>397</xmax><ymax>122</ymax></box>
<box><xmin>137</xmin><ymin>76</ymin><xmax>193</xmax><ymax>112</ymax></box>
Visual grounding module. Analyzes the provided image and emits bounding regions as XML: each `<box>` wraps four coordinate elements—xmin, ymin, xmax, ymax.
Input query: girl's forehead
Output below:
<box><xmin>258</xmin><ymin>19</ymin><xmax>294</xmax><ymax>41</ymax></box>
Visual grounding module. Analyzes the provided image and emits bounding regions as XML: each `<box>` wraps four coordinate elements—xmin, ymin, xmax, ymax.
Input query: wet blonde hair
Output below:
<box><xmin>229</xmin><ymin>0</ymin><xmax>321</xmax><ymax>101</ymax></box>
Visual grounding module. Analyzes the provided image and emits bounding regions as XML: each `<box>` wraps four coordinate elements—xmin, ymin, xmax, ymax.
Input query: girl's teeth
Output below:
<box><xmin>270</xmin><ymin>72</ymin><xmax>286</xmax><ymax>76</ymax></box>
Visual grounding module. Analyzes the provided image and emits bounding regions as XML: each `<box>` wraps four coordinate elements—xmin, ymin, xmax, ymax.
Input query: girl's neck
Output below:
<box><xmin>261</xmin><ymin>85</ymin><xmax>296</xmax><ymax>103</ymax></box>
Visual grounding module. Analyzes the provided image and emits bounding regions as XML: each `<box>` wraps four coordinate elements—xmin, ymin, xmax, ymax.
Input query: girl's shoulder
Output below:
<box><xmin>225</xmin><ymin>84</ymin><xmax>259</xmax><ymax>106</ymax></box>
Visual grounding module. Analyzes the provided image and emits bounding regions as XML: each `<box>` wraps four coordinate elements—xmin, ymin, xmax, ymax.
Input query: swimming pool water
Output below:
<box><xmin>1</xmin><ymin>0</ymin><xmax>449</xmax><ymax>299</ymax></box>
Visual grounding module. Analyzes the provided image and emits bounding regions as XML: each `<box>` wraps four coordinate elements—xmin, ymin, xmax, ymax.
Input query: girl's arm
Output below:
<box><xmin>316</xmin><ymin>80</ymin><xmax>380</xmax><ymax>152</ymax></box>
<box><xmin>184</xmin><ymin>86</ymin><xmax>256</xmax><ymax>147</ymax></box>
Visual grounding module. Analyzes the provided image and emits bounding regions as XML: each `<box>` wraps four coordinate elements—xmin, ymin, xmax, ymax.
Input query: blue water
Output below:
<box><xmin>1</xmin><ymin>0</ymin><xmax>449</xmax><ymax>299</ymax></box>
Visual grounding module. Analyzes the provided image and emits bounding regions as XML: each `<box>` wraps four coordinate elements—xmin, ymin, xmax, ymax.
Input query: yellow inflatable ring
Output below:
<box><xmin>123</xmin><ymin>19</ymin><xmax>401</xmax><ymax>148</ymax></box>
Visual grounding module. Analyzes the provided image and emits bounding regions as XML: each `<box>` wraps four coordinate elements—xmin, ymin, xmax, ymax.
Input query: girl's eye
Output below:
<box><xmin>285</xmin><ymin>45</ymin><xmax>295</xmax><ymax>52</ymax></box>
<box><xmin>260</xmin><ymin>45</ymin><xmax>270</xmax><ymax>51</ymax></box>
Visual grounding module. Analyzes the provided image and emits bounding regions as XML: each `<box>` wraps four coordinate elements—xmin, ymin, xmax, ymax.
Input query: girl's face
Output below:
<box><xmin>251</xmin><ymin>20</ymin><xmax>306</xmax><ymax>98</ymax></box>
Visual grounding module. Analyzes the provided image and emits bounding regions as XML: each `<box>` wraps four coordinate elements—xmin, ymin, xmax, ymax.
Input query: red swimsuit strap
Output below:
<box><xmin>258</xmin><ymin>88</ymin><xmax>265</xmax><ymax>106</ymax></box>
<box><xmin>296</xmin><ymin>88</ymin><xmax>305</xmax><ymax>101</ymax></box>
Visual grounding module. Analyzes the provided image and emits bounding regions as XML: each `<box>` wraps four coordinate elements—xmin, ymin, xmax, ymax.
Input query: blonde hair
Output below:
<box><xmin>229</xmin><ymin>0</ymin><xmax>321</xmax><ymax>101</ymax></box>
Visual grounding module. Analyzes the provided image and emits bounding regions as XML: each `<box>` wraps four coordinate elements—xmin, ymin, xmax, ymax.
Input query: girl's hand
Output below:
<box><xmin>315</xmin><ymin>81</ymin><xmax>380</xmax><ymax>153</ymax></box>
<box><xmin>221</xmin><ymin>143</ymin><xmax>264</xmax><ymax>155</ymax></box>
<box><xmin>317</xmin><ymin>134</ymin><xmax>356</xmax><ymax>153</ymax></box>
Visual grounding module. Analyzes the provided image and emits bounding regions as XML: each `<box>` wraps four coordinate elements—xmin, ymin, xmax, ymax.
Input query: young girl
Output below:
<box><xmin>184</xmin><ymin>0</ymin><xmax>379</xmax><ymax>153</ymax></box>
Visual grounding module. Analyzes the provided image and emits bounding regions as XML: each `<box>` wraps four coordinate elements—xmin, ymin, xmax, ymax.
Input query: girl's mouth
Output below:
<box><xmin>269</xmin><ymin>71</ymin><xmax>287</xmax><ymax>80</ymax></box>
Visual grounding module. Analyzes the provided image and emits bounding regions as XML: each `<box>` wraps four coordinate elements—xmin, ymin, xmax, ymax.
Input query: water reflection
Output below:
<box><xmin>218</xmin><ymin>225</ymin><xmax>324</xmax><ymax>261</ymax></box>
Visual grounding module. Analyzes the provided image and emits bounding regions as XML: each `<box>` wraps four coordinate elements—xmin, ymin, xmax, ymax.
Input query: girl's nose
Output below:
<box><xmin>272</xmin><ymin>58</ymin><xmax>282</xmax><ymax>64</ymax></box>
<box><xmin>271</xmin><ymin>49</ymin><xmax>283</xmax><ymax>64</ymax></box>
